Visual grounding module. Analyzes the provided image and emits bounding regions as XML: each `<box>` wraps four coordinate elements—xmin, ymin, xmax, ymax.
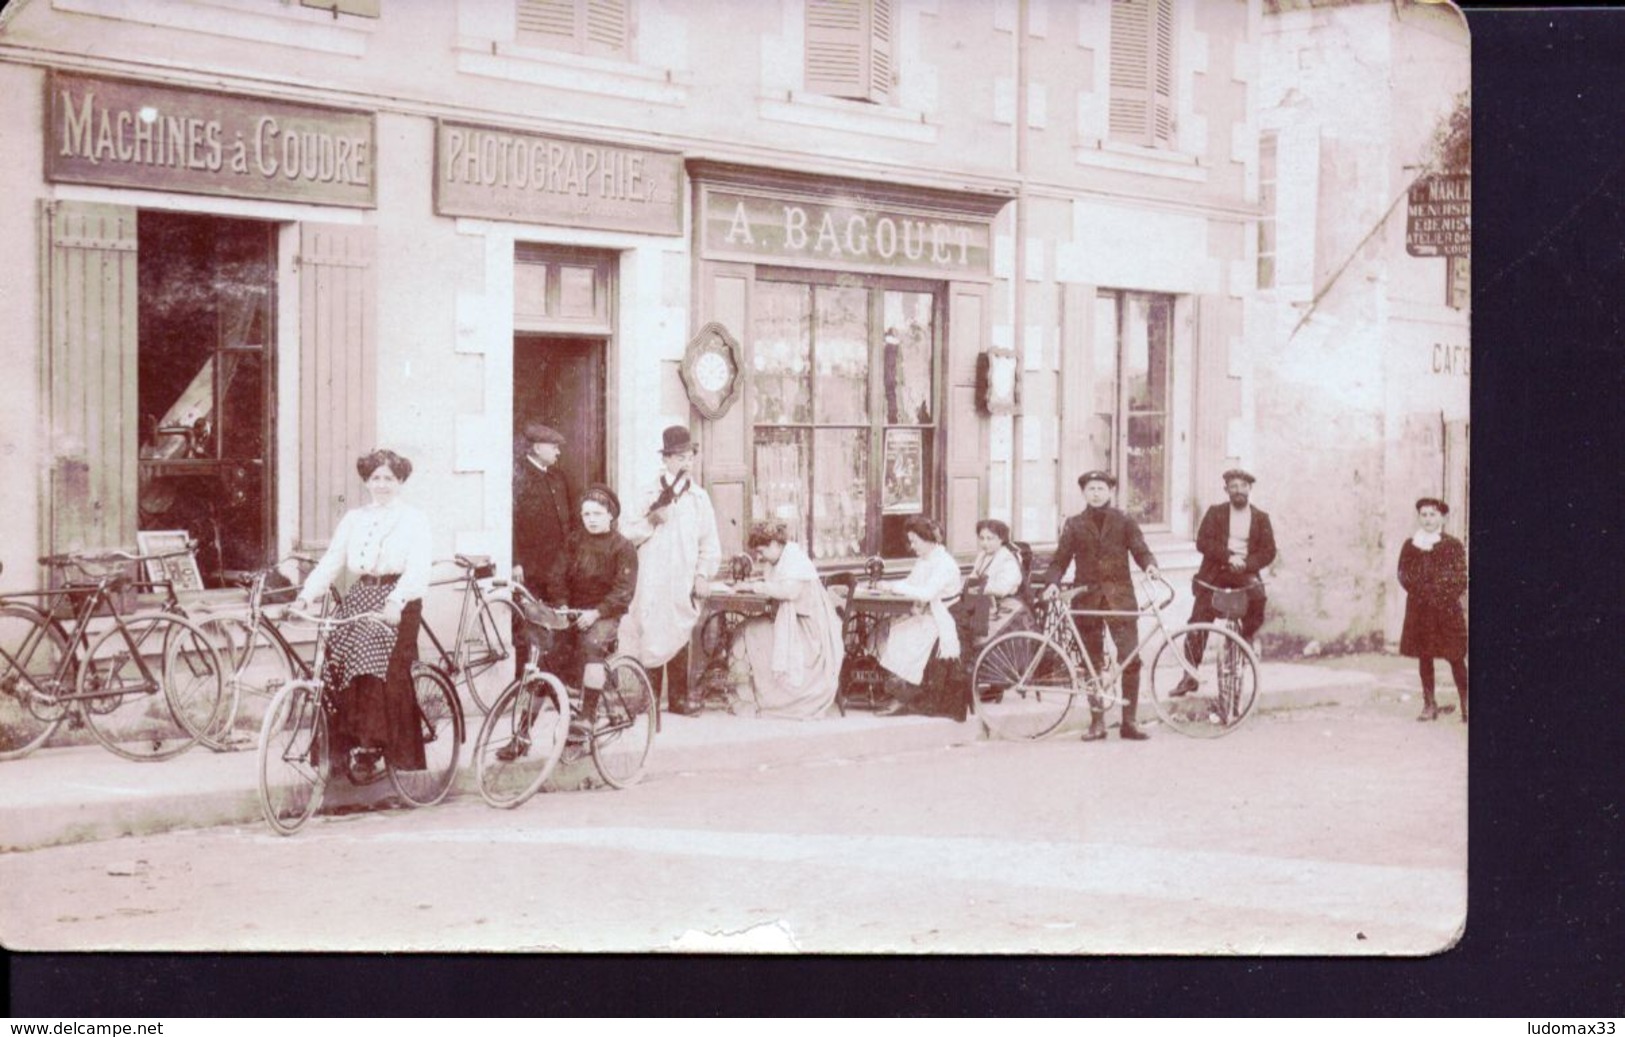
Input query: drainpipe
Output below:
<box><xmin>1012</xmin><ymin>0</ymin><xmax>1029</xmax><ymax>537</ymax></box>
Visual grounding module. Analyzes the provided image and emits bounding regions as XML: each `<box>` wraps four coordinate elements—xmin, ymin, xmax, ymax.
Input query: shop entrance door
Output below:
<box><xmin>514</xmin><ymin>337</ymin><xmax>606</xmax><ymax>494</ymax></box>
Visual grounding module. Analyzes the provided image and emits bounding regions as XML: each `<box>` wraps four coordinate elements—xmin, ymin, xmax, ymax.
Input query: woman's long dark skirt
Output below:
<box><xmin>325</xmin><ymin>595</ymin><xmax>427</xmax><ymax>772</ymax></box>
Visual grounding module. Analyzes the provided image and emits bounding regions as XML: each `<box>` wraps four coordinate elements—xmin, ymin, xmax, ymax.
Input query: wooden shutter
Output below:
<box><xmin>806</xmin><ymin>0</ymin><xmax>892</xmax><ymax>104</ymax></box>
<box><xmin>43</xmin><ymin>201</ymin><xmax>139</xmax><ymax>558</ymax></box>
<box><xmin>1109</xmin><ymin>0</ymin><xmax>1173</xmax><ymax>146</ymax></box>
<box><xmin>698</xmin><ymin>262</ymin><xmax>755</xmax><ymax>558</ymax></box>
<box><xmin>301</xmin><ymin>0</ymin><xmax>381</xmax><ymax>16</ymax></box>
<box><xmin>297</xmin><ymin>223</ymin><xmax>376</xmax><ymax>548</ymax></box>
<box><xmin>518</xmin><ymin>0</ymin><xmax>630</xmax><ymax>58</ymax></box>
<box><xmin>945</xmin><ymin>282</ymin><xmax>990</xmax><ymax>555</ymax></box>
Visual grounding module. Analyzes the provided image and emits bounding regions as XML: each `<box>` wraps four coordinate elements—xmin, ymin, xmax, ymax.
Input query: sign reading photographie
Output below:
<box><xmin>435</xmin><ymin>122</ymin><xmax>683</xmax><ymax>235</ymax></box>
<box><xmin>701</xmin><ymin>187</ymin><xmax>994</xmax><ymax>280</ymax></box>
<box><xmin>1406</xmin><ymin>174</ymin><xmax>1470</xmax><ymax>257</ymax></box>
<box><xmin>46</xmin><ymin>71</ymin><xmax>375</xmax><ymax>207</ymax></box>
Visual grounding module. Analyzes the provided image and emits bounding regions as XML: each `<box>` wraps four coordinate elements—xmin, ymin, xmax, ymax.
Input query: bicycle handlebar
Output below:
<box><xmin>40</xmin><ymin>541</ymin><xmax>199</xmax><ymax>570</ymax></box>
<box><xmin>1044</xmin><ymin>570</ymin><xmax>1177</xmax><ymax>613</ymax></box>
<box><xmin>277</xmin><ymin>606</ymin><xmax>393</xmax><ymax>628</ymax></box>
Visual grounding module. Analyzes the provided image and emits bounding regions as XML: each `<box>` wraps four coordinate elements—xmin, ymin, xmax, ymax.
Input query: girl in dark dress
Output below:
<box><xmin>1398</xmin><ymin>497</ymin><xmax>1468</xmax><ymax>723</ymax></box>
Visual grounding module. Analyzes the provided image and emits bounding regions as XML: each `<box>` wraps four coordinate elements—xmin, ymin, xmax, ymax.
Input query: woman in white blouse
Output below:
<box><xmin>293</xmin><ymin>448</ymin><xmax>434</xmax><ymax>784</ymax></box>
<box><xmin>735</xmin><ymin>520</ymin><xmax>844</xmax><ymax>719</ymax></box>
<box><xmin>971</xmin><ymin>518</ymin><xmax>1028</xmax><ymax>643</ymax></box>
<box><xmin>876</xmin><ymin>516</ymin><xmax>963</xmax><ymax>716</ymax></box>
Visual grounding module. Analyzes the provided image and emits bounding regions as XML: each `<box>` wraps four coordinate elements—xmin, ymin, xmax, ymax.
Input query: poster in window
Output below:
<box><xmin>136</xmin><ymin>530</ymin><xmax>203</xmax><ymax>592</ymax></box>
<box><xmin>882</xmin><ymin>428</ymin><xmax>924</xmax><ymax>516</ymax></box>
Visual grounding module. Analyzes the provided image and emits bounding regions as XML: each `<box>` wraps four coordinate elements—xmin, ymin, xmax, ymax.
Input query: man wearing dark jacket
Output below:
<box><xmin>1041</xmin><ymin>470</ymin><xmax>1161</xmax><ymax>741</ymax></box>
<box><xmin>1173</xmin><ymin>468</ymin><xmax>1277</xmax><ymax>695</ymax></box>
<box><xmin>513</xmin><ymin>422</ymin><xmax>576</xmax><ymax>668</ymax></box>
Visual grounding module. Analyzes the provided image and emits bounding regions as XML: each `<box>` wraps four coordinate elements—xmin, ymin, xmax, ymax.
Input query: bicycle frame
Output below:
<box><xmin>1038</xmin><ymin>574</ymin><xmax>1187</xmax><ymax>709</ymax></box>
<box><xmin>417</xmin><ymin>555</ymin><xmax>528</xmax><ymax>680</ymax></box>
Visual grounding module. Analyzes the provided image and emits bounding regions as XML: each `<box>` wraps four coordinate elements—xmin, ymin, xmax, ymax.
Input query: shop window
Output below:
<box><xmin>137</xmin><ymin>212</ymin><xmax>277</xmax><ymax>582</ymax></box>
<box><xmin>1091</xmin><ymin>291</ymin><xmax>1173</xmax><ymax>527</ymax></box>
<box><xmin>1447</xmin><ymin>253</ymin><xmax>1470</xmax><ymax>310</ymax></box>
<box><xmin>1258</xmin><ymin>131</ymin><xmax>1279</xmax><ymax>290</ymax></box>
<box><xmin>750</xmin><ymin>277</ymin><xmax>937</xmax><ymax>561</ymax></box>
<box><xmin>301</xmin><ymin>0</ymin><xmax>381</xmax><ymax>16</ymax></box>
<box><xmin>517</xmin><ymin>0</ymin><xmax>632</xmax><ymax>60</ymax></box>
<box><xmin>805</xmin><ymin>0</ymin><xmax>895</xmax><ymax>105</ymax></box>
<box><xmin>1108</xmin><ymin>0</ymin><xmax>1175</xmax><ymax>148</ymax></box>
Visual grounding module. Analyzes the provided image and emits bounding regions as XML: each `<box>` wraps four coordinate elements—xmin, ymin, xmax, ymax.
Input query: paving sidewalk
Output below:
<box><xmin>0</xmin><ymin>658</ymin><xmax>1387</xmax><ymax>852</ymax></box>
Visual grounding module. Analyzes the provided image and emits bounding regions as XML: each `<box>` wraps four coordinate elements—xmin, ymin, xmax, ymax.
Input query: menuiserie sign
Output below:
<box><xmin>46</xmin><ymin>71</ymin><xmax>376</xmax><ymax>208</ymax></box>
<box><xmin>1405</xmin><ymin>174</ymin><xmax>1470</xmax><ymax>258</ymax></box>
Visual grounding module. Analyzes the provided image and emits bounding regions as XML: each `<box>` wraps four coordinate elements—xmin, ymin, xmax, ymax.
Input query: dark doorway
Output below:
<box><xmin>514</xmin><ymin>337</ymin><xmax>606</xmax><ymax>496</ymax></box>
<box><xmin>137</xmin><ymin>211</ymin><xmax>276</xmax><ymax>584</ymax></box>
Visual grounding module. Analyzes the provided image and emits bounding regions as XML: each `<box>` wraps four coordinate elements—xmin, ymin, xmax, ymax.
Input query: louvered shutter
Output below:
<box><xmin>1109</xmin><ymin>0</ymin><xmax>1173</xmax><ymax>147</ymax></box>
<box><xmin>517</xmin><ymin>0</ymin><xmax>629</xmax><ymax>58</ymax></box>
<box><xmin>806</xmin><ymin>0</ymin><xmax>892</xmax><ymax>103</ymax></box>
<box><xmin>301</xmin><ymin>0</ymin><xmax>381</xmax><ymax>16</ymax></box>
<box><xmin>44</xmin><ymin>202</ymin><xmax>139</xmax><ymax>558</ymax></box>
<box><xmin>297</xmin><ymin>223</ymin><xmax>377</xmax><ymax>548</ymax></box>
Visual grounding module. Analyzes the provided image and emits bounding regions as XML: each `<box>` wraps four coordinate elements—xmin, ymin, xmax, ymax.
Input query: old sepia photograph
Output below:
<box><xmin>0</xmin><ymin>0</ymin><xmax>1468</xmax><ymax>955</ymax></box>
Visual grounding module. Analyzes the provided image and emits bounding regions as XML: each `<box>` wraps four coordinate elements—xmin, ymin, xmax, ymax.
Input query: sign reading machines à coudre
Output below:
<box><xmin>46</xmin><ymin>71</ymin><xmax>375</xmax><ymax>207</ymax></box>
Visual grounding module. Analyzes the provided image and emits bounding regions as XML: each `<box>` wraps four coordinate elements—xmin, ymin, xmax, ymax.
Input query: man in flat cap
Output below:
<box><xmin>514</xmin><ymin>422</ymin><xmax>576</xmax><ymax>668</ymax></box>
<box><xmin>1173</xmin><ymin>468</ymin><xmax>1277</xmax><ymax>696</ymax></box>
<box><xmin>1040</xmin><ymin>470</ymin><xmax>1161</xmax><ymax>741</ymax></box>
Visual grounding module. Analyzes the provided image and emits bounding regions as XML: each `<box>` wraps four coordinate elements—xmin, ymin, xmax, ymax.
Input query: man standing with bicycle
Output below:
<box><xmin>1041</xmin><ymin>470</ymin><xmax>1162</xmax><ymax>742</ymax></box>
<box><xmin>513</xmin><ymin>422</ymin><xmax>576</xmax><ymax>669</ymax></box>
<box><xmin>1172</xmin><ymin>468</ymin><xmax>1277</xmax><ymax>697</ymax></box>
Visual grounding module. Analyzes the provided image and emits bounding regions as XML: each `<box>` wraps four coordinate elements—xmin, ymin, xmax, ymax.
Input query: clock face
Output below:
<box><xmin>694</xmin><ymin>349</ymin><xmax>731</xmax><ymax>394</ymax></box>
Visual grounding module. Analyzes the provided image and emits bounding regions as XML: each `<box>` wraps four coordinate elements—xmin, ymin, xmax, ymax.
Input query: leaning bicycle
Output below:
<box><xmin>969</xmin><ymin>572</ymin><xmax>1260</xmax><ymax>740</ymax></box>
<box><xmin>472</xmin><ymin>602</ymin><xmax>655</xmax><ymax>808</ymax></box>
<box><xmin>256</xmin><ymin>607</ymin><xmax>464</xmax><ymax>835</ymax></box>
<box><xmin>417</xmin><ymin>554</ymin><xmax>528</xmax><ymax>715</ymax></box>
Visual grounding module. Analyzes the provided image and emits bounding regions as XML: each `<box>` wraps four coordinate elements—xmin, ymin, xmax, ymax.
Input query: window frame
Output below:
<box><xmin>1095</xmin><ymin>289</ymin><xmax>1175</xmax><ymax>531</ymax></box>
<box><xmin>747</xmin><ymin>267</ymin><xmax>944</xmax><ymax>561</ymax></box>
<box><xmin>1446</xmin><ymin>253</ymin><xmax>1470</xmax><ymax>311</ymax></box>
<box><xmin>1258</xmin><ymin>131</ymin><xmax>1279</xmax><ymax>290</ymax></box>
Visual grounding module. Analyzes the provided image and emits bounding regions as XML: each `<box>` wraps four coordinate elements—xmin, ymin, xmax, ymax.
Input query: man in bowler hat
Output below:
<box><xmin>1173</xmin><ymin>468</ymin><xmax>1276</xmax><ymax>695</ymax></box>
<box><xmin>618</xmin><ymin>425</ymin><xmax>722</xmax><ymax>715</ymax></box>
<box><xmin>513</xmin><ymin>423</ymin><xmax>576</xmax><ymax>668</ymax></box>
<box><xmin>1040</xmin><ymin>470</ymin><xmax>1162</xmax><ymax>741</ymax></box>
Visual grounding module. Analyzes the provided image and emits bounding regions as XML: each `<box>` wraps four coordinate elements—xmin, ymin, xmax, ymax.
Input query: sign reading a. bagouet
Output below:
<box><xmin>702</xmin><ymin>188</ymin><xmax>994</xmax><ymax>279</ymax></box>
<box><xmin>435</xmin><ymin>122</ymin><xmax>683</xmax><ymax>235</ymax></box>
<box><xmin>46</xmin><ymin>72</ymin><xmax>375</xmax><ymax>207</ymax></box>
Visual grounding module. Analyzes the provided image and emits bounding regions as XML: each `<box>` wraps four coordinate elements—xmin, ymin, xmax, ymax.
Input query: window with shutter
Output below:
<box><xmin>1257</xmin><ymin>132</ymin><xmax>1279</xmax><ymax>289</ymax></box>
<box><xmin>805</xmin><ymin>0</ymin><xmax>895</xmax><ymax>105</ymax></box>
<box><xmin>517</xmin><ymin>0</ymin><xmax>631</xmax><ymax>60</ymax></box>
<box><xmin>300</xmin><ymin>0</ymin><xmax>381</xmax><ymax>17</ymax></box>
<box><xmin>1109</xmin><ymin>0</ymin><xmax>1175</xmax><ymax>148</ymax></box>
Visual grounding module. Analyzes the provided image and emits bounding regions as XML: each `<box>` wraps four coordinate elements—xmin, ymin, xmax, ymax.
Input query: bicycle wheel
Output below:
<box><xmin>197</xmin><ymin>617</ymin><xmax>298</xmax><ymax>744</ymax></box>
<box><xmin>462</xmin><ymin>597</ymin><xmax>525</xmax><ymax>714</ymax></box>
<box><xmin>0</xmin><ymin>605</ymin><xmax>68</xmax><ymax>760</ymax></box>
<box><xmin>591</xmin><ymin>655</ymin><xmax>656</xmax><ymax>789</ymax></box>
<box><xmin>389</xmin><ymin>665</ymin><xmax>463</xmax><ymax>807</ymax></box>
<box><xmin>257</xmin><ymin>681</ymin><xmax>329</xmax><ymax>835</ymax></box>
<box><xmin>79</xmin><ymin>612</ymin><xmax>224</xmax><ymax>761</ymax></box>
<box><xmin>971</xmin><ymin>630</ymin><xmax>1078</xmax><ymax>740</ymax></box>
<box><xmin>473</xmin><ymin>672</ymin><xmax>569</xmax><ymax>808</ymax></box>
<box><xmin>1148</xmin><ymin>624</ymin><xmax>1260</xmax><ymax>738</ymax></box>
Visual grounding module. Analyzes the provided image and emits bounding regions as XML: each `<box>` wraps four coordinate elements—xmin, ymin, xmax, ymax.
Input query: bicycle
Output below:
<box><xmin>256</xmin><ymin>606</ymin><xmax>464</xmax><ymax>835</ymax></box>
<box><xmin>0</xmin><ymin>549</ymin><xmax>226</xmax><ymax>761</ymax></box>
<box><xmin>187</xmin><ymin>561</ymin><xmax>314</xmax><ymax>748</ymax></box>
<box><xmin>416</xmin><ymin>555</ymin><xmax>527</xmax><ymax>715</ymax></box>
<box><xmin>969</xmin><ymin>572</ymin><xmax>1260</xmax><ymax>740</ymax></box>
<box><xmin>472</xmin><ymin>602</ymin><xmax>656</xmax><ymax>808</ymax></box>
<box><xmin>1169</xmin><ymin>577</ymin><xmax>1266</xmax><ymax>726</ymax></box>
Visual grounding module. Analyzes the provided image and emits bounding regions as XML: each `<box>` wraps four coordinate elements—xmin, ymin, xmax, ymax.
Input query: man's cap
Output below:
<box><xmin>523</xmin><ymin>423</ymin><xmax>565</xmax><ymax>446</ymax></box>
<box><xmin>1222</xmin><ymin>468</ymin><xmax>1256</xmax><ymax>485</ymax></box>
<box><xmin>1077</xmin><ymin>469</ymin><xmax>1117</xmax><ymax>489</ymax></box>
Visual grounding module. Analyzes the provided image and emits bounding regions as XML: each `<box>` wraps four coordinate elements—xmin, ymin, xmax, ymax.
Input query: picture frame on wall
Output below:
<box><xmin>135</xmin><ymin>530</ymin><xmax>203</xmax><ymax>592</ymax></box>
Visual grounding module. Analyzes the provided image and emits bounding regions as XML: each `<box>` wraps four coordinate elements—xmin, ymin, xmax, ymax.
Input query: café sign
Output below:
<box><xmin>1406</xmin><ymin>174</ymin><xmax>1470</xmax><ymax>258</ymax></box>
<box><xmin>46</xmin><ymin>71</ymin><xmax>375</xmax><ymax>207</ymax></box>
<box><xmin>701</xmin><ymin>187</ymin><xmax>994</xmax><ymax>279</ymax></box>
<box><xmin>435</xmin><ymin>122</ymin><xmax>683</xmax><ymax>235</ymax></box>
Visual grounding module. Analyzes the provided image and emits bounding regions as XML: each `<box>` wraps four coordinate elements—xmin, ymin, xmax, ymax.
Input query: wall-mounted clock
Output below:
<box><xmin>679</xmin><ymin>321</ymin><xmax>743</xmax><ymax>421</ymax></box>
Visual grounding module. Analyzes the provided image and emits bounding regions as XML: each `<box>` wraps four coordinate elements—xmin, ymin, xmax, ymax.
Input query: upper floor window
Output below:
<box><xmin>300</xmin><ymin>0</ymin><xmax>379</xmax><ymax>15</ymax></box>
<box><xmin>1109</xmin><ymin>0</ymin><xmax>1174</xmax><ymax>149</ymax></box>
<box><xmin>805</xmin><ymin>0</ymin><xmax>895</xmax><ymax>105</ymax></box>
<box><xmin>517</xmin><ymin>0</ymin><xmax>631</xmax><ymax>60</ymax></box>
<box><xmin>1258</xmin><ymin>131</ymin><xmax>1279</xmax><ymax>289</ymax></box>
